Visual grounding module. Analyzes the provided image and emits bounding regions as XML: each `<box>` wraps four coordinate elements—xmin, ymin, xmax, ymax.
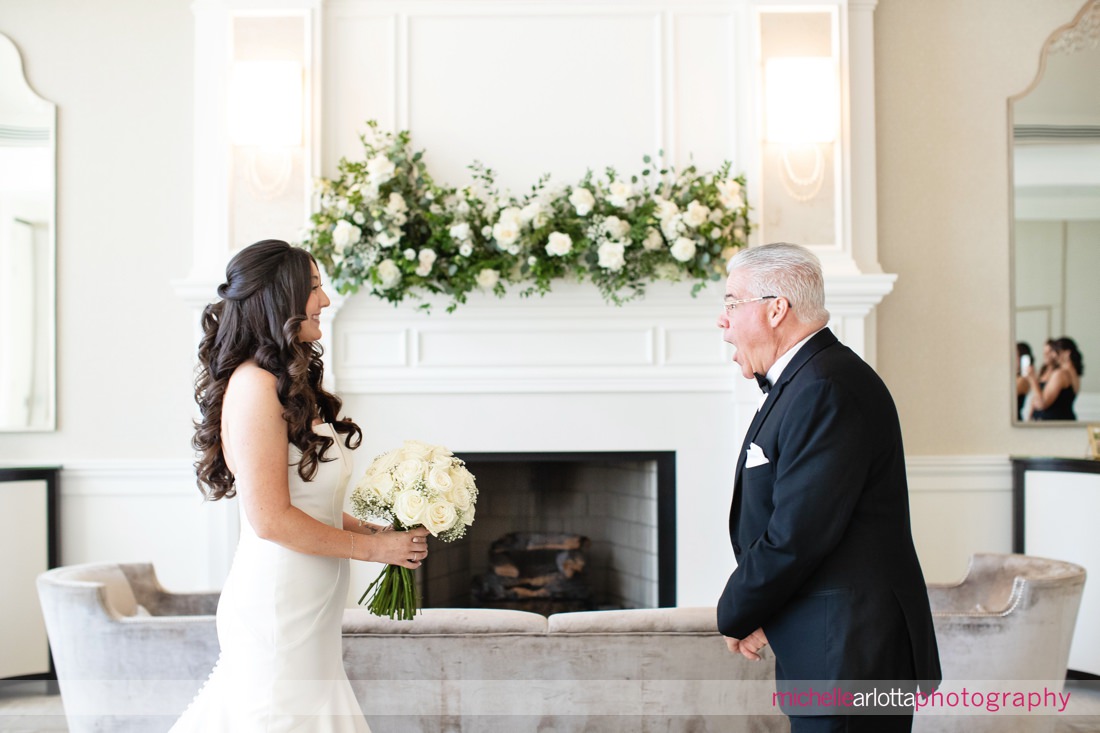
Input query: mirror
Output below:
<box><xmin>0</xmin><ymin>33</ymin><xmax>55</xmax><ymax>431</ymax></box>
<box><xmin>1010</xmin><ymin>0</ymin><xmax>1100</xmax><ymax>425</ymax></box>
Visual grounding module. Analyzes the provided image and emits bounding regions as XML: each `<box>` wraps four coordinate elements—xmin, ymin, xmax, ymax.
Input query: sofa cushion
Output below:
<box><xmin>548</xmin><ymin>606</ymin><xmax>717</xmax><ymax>634</ymax></box>
<box><xmin>343</xmin><ymin>607</ymin><xmax>547</xmax><ymax>635</ymax></box>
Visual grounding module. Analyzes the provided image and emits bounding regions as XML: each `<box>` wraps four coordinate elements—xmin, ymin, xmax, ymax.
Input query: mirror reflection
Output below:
<box><xmin>1011</xmin><ymin>0</ymin><xmax>1100</xmax><ymax>424</ymax></box>
<box><xmin>0</xmin><ymin>33</ymin><xmax>55</xmax><ymax>431</ymax></box>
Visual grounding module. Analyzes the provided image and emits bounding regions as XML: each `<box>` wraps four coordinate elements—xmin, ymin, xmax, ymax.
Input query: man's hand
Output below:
<box><xmin>724</xmin><ymin>628</ymin><xmax>769</xmax><ymax>661</ymax></box>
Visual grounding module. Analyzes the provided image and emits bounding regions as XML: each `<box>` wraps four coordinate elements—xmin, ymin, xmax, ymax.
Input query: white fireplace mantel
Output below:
<box><xmin>330</xmin><ymin>275</ymin><xmax>895</xmax><ymax>396</ymax></box>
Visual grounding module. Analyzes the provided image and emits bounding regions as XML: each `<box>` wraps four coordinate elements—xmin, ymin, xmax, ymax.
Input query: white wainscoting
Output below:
<box><xmin>906</xmin><ymin>455</ymin><xmax>1014</xmax><ymax>584</ymax></box>
<box><xmin>60</xmin><ymin>461</ymin><xmax>237</xmax><ymax>592</ymax></box>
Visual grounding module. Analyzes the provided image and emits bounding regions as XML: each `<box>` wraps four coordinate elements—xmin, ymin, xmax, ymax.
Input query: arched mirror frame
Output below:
<box><xmin>1008</xmin><ymin>0</ymin><xmax>1100</xmax><ymax>427</ymax></box>
<box><xmin>0</xmin><ymin>32</ymin><xmax>56</xmax><ymax>432</ymax></box>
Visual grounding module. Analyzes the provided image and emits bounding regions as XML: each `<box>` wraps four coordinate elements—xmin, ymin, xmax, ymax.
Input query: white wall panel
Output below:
<box><xmin>671</xmin><ymin>12</ymin><xmax>740</xmax><ymax>171</ymax></box>
<box><xmin>404</xmin><ymin>11</ymin><xmax>661</xmax><ymax>190</ymax></box>
<box><xmin>907</xmin><ymin>455</ymin><xmax>1014</xmax><ymax>584</ymax></box>
<box><xmin>323</xmin><ymin>11</ymin><xmax>396</xmax><ymax>171</ymax></box>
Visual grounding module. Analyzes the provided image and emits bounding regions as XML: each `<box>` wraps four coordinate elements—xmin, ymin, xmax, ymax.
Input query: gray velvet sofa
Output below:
<box><xmin>37</xmin><ymin>553</ymin><xmax>1086</xmax><ymax>733</ymax></box>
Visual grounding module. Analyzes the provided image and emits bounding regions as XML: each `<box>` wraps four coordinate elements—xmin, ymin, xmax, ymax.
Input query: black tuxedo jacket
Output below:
<box><xmin>717</xmin><ymin>328</ymin><xmax>941</xmax><ymax>689</ymax></box>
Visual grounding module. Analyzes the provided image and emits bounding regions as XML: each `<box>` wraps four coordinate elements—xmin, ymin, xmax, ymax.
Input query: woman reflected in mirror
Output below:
<box><xmin>1027</xmin><ymin>336</ymin><xmax>1084</xmax><ymax>421</ymax></box>
<box><xmin>1016</xmin><ymin>342</ymin><xmax>1034</xmax><ymax>421</ymax></box>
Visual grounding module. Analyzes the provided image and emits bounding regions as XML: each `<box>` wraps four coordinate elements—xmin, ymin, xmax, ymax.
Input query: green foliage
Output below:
<box><xmin>299</xmin><ymin>121</ymin><xmax>753</xmax><ymax>312</ymax></box>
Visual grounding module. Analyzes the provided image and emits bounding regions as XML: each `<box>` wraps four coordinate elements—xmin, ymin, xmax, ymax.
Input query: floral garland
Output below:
<box><xmin>300</xmin><ymin>120</ymin><xmax>752</xmax><ymax>312</ymax></box>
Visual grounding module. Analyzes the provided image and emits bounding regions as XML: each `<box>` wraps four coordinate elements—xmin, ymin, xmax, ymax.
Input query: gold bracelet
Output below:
<box><xmin>349</xmin><ymin>532</ymin><xmax>356</xmax><ymax>560</ymax></box>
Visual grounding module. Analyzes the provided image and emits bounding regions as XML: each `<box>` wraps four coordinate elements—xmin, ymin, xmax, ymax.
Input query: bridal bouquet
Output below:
<box><xmin>350</xmin><ymin>440</ymin><xmax>478</xmax><ymax>620</ymax></box>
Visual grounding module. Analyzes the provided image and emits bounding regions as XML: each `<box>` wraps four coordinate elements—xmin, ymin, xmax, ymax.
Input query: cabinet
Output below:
<box><xmin>1012</xmin><ymin>457</ymin><xmax>1100</xmax><ymax>677</ymax></box>
<box><xmin>0</xmin><ymin>466</ymin><xmax>59</xmax><ymax>680</ymax></box>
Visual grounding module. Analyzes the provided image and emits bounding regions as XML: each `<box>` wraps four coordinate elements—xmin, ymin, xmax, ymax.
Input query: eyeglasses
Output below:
<box><xmin>724</xmin><ymin>295</ymin><xmax>778</xmax><ymax>314</ymax></box>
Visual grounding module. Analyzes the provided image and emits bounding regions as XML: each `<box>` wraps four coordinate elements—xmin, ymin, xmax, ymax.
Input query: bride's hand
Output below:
<box><xmin>361</xmin><ymin>526</ymin><xmax>430</xmax><ymax>568</ymax></box>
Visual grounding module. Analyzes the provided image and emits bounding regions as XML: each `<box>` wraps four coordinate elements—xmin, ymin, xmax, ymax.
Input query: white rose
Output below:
<box><xmin>375</xmin><ymin>448</ymin><xmax>403</xmax><ymax>473</ymax></box>
<box><xmin>683</xmin><ymin>200</ymin><xmax>710</xmax><ymax>229</ymax></box>
<box><xmin>597</xmin><ymin>240</ymin><xmax>626</xmax><ymax>271</ymax></box>
<box><xmin>364</xmin><ymin>470</ymin><xmax>395</xmax><ymax>502</ymax></box>
<box><xmin>395</xmin><ymin>457</ymin><xmax>428</xmax><ymax>487</ymax></box>
<box><xmin>476</xmin><ymin>268</ymin><xmax>500</xmax><ymax>290</ymax></box>
<box><xmin>602</xmin><ymin>216</ymin><xmax>631</xmax><ymax>239</ymax></box>
<box><xmin>733</xmin><ymin>226</ymin><xmax>745</xmax><ymax>240</ymax></box>
<box><xmin>446</xmin><ymin>483</ymin><xmax>473</xmax><ymax>512</ymax></box>
<box><xmin>708</xmin><ymin>209</ymin><xmax>723</xmax><ymax>224</ymax></box>
<box><xmin>492</xmin><ymin>218</ymin><xmax>521</xmax><ymax>248</ymax></box>
<box><xmin>386</xmin><ymin>192</ymin><xmax>408</xmax><ymax>215</ymax></box>
<box><xmin>670</xmin><ymin>237</ymin><xmax>697</xmax><ymax>263</ymax></box>
<box><xmin>569</xmin><ymin>187</ymin><xmax>595</xmax><ymax>216</ymax></box>
<box><xmin>717</xmin><ymin>179</ymin><xmax>743</xmax><ymax>209</ymax></box>
<box><xmin>415</xmin><ymin>262</ymin><xmax>432</xmax><ymax>277</ymax></box>
<box><xmin>520</xmin><ymin>201</ymin><xmax>541</xmax><ymax>224</ymax></box>
<box><xmin>462</xmin><ymin>501</ymin><xmax>476</xmax><ymax>526</ymax></box>
<box><xmin>449</xmin><ymin>222</ymin><xmax>471</xmax><ymax>241</ymax></box>
<box><xmin>459</xmin><ymin>242</ymin><xmax>473</xmax><ymax>257</ymax></box>
<box><xmin>545</xmin><ymin>231</ymin><xmax>573</xmax><ymax>257</ymax></box>
<box><xmin>403</xmin><ymin>248</ymin><xmax>416</xmax><ymax>261</ymax></box>
<box><xmin>366</xmin><ymin>156</ymin><xmax>396</xmax><ymax>186</ymax></box>
<box><xmin>418</xmin><ymin>249</ymin><xmax>437</xmax><ymax>275</ymax></box>
<box><xmin>498</xmin><ymin>206</ymin><xmax>523</xmax><ymax>226</ymax></box>
<box><xmin>399</xmin><ymin>440</ymin><xmax>434</xmax><ymax>460</ymax></box>
<box><xmin>377</xmin><ymin>231</ymin><xmax>400</xmax><ymax>249</ymax></box>
<box><xmin>423</xmin><ymin>500</ymin><xmax>458</xmax><ymax>536</ymax></box>
<box><xmin>393</xmin><ymin>489</ymin><xmax>428</xmax><ymax>527</ymax></box>
<box><xmin>427</xmin><ymin>466</ymin><xmax>454</xmax><ymax>494</ymax></box>
<box><xmin>331</xmin><ymin>220</ymin><xmax>362</xmax><ymax>252</ymax></box>
<box><xmin>352</xmin><ymin>211</ymin><xmax>366</xmax><ymax>225</ymax></box>
<box><xmin>376</xmin><ymin>259</ymin><xmax>401</xmax><ymax>290</ymax></box>
<box><xmin>607</xmin><ymin>180</ymin><xmax>633</xmax><ymax>208</ymax></box>
<box><xmin>643</xmin><ymin>228</ymin><xmax>664</xmax><ymax>251</ymax></box>
<box><xmin>661</xmin><ymin>214</ymin><xmax>684</xmax><ymax>240</ymax></box>
<box><xmin>456</xmin><ymin>201</ymin><xmax>471</xmax><ymax>216</ymax></box>
<box><xmin>481</xmin><ymin>225</ymin><xmax>492</xmax><ymax>238</ymax></box>
<box><xmin>709</xmin><ymin>228</ymin><xmax>722</xmax><ymax>239</ymax></box>
<box><xmin>655</xmin><ymin>199</ymin><xmax>679</xmax><ymax>220</ymax></box>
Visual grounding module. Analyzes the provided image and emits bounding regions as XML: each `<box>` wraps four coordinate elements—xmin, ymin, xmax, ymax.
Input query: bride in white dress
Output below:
<box><xmin>172</xmin><ymin>240</ymin><xmax>429</xmax><ymax>733</ymax></box>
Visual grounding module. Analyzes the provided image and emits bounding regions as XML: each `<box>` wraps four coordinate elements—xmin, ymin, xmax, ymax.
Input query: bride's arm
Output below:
<box><xmin>223</xmin><ymin>364</ymin><xmax>426</xmax><ymax>566</ymax></box>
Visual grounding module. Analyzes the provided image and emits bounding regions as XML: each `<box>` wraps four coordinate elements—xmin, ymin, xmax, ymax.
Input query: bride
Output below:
<box><xmin>171</xmin><ymin>239</ymin><xmax>429</xmax><ymax>732</ymax></box>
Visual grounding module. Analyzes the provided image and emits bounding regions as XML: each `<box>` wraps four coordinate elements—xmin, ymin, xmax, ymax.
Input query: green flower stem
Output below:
<box><xmin>359</xmin><ymin>564</ymin><xmax>421</xmax><ymax>620</ymax></box>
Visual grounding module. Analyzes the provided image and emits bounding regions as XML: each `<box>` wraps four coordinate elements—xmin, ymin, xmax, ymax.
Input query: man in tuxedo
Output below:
<box><xmin>716</xmin><ymin>243</ymin><xmax>940</xmax><ymax>732</ymax></box>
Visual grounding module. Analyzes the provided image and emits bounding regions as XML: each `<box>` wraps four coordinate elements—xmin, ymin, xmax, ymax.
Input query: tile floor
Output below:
<box><xmin>2</xmin><ymin>679</ymin><xmax>1099</xmax><ymax>732</ymax></box>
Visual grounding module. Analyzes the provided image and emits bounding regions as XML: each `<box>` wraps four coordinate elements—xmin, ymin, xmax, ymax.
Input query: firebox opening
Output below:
<box><xmin>421</xmin><ymin>451</ymin><xmax>675</xmax><ymax>614</ymax></box>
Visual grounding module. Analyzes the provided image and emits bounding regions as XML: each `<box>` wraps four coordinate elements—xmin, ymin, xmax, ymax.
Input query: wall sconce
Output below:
<box><xmin>228</xmin><ymin>60</ymin><xmax>303</xmax><ymax>199</ymax></box>
<box><xmin>765</xmin><ymin>57</ymin><xmax>838</xmax><ymax>202</ymax></box>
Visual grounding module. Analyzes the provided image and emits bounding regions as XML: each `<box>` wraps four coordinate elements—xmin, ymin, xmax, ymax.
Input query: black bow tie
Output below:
<box><xmin>754</xmin><ymin>373</ymin><xmax>771</xmax><ymax>393</ymax></box>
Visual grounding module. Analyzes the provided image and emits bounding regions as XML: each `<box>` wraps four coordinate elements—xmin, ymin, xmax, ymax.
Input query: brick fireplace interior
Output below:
<box><xmin>421</xmin><ymin>451</ymin><xmax>676</xmax><ymax>612</ymax></box>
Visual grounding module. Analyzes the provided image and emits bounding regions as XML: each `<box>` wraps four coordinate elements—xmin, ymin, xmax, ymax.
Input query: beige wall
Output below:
<box><xmin>0</xmin><ymin>0</ymin><xmax>195</xmax><ymax>463</ymax></box>
<box><xmin>874</xmin><ymin>0</ymin><xmax>1092</xmax><ymax>455</ymax></box>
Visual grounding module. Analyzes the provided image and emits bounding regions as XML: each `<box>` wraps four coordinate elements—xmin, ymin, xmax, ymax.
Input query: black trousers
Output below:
<box><xmin>788</xmin><ymin>713</ymin><xmax>913</xmax><ymax>733</ymax></box>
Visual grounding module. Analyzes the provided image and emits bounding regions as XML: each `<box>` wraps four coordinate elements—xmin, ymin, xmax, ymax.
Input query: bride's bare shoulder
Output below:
<box><xmin>225</xmin><ymin>361</ymin><xmax>279</xmax><ymax>407</ymax></box>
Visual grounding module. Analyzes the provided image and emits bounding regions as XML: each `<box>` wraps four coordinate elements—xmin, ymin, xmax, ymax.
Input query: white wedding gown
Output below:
<box><xmin>170</xmin><ymin>424</ymin><xmax>371</xmax><ymax>732</ymax></box>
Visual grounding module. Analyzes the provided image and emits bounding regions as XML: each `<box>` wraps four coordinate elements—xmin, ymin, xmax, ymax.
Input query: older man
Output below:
<box><xmin>716</xmin><ymin>243</ymin><xmax>940</xmax><ymax>732</ymax></box>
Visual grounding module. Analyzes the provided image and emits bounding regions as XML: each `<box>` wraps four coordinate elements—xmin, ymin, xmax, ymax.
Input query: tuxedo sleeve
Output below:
<box><xmin>717</xmin><ymin>378</ymin><xmax>871</xmax><ymax>639</ymax></box>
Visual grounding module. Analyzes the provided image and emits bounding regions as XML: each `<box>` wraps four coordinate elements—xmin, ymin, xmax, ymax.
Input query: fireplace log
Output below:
<box><xmin>490</xmin><ymin>549</ymin><xmax>587</xmax><ymax>579</ymax></box>
<box><xmin>473</xmin><ymin>572</ymin><xmax>590</xmax><ymax>601</ymax></box>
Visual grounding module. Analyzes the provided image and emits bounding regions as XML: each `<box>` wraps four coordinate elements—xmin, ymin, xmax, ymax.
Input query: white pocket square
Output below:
<box><xmin>745</xmin><ymin>442</ymin><xmax>770</xmax><ymax>468</ymax></box>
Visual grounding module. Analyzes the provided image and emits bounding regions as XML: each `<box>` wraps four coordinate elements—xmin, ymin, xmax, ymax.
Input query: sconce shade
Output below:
<box><xmin>229</xmin><ymin>61</ymin><xmax>303</xmax><ymax>147</ymax></box>
<box><xmin>764</xmin><ymin>57</ymin><xmax>838</xmax><ymax>144</ymax></box>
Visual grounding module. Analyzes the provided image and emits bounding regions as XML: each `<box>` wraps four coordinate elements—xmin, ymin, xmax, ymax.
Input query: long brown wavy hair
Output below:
<box><xmin>192</xmin><ymin>239</ymin><xmax>362</xmax><ymax>500</ymax></box>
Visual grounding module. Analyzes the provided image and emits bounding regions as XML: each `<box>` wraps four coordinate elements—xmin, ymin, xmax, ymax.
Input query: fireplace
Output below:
<box><xmin>421</xmin><ymin>451</ymin><xmax>676</xmax><ymax>611</ymax></box>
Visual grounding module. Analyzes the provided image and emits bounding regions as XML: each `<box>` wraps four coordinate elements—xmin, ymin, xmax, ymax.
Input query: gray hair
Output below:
<box><xmin>727</xmin><ymin>243</ymin><xmax>830</xmax><ymax>324</ymax></box>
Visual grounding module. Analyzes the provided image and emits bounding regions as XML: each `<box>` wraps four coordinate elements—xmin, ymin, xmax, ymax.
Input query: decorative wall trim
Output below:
<box><xmin>905</xmin><ymin>455</ymin><xmax>1013</xmax><ymax>492</ymax></box>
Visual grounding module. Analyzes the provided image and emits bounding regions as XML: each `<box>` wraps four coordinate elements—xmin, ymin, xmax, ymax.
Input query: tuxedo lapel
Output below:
<box><xmin>730</xmin><ymin>329</ymin><xmax>840</xmax><ymax>532</ymax></box>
